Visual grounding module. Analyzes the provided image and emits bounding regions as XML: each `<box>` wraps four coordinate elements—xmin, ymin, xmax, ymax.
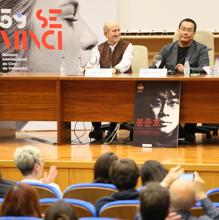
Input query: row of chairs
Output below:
<box><xmin>24</xmin><ymin>182</ymin><xmax>219</xmax><ymax>204</ymax></box>
<box><xmin>0</xmin><ymin>198</ymin><xmax>139</xmax><ymax>220</ymax></box>
<box><xmin>27</xmin><ymin>183</ymin><xmax>117</xmax><ymax>204</ymax></box>
<box><xmin>0</xmin><ymin>216</ymin><xmax>116</xmax><ymax>220</ymax></box>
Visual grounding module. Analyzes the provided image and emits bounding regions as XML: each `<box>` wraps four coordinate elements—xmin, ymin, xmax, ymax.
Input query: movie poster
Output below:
<box><xmin>133</xmin><ymin>81</ymin><xmax>181</xmax><ymax>148</ymax></box>
<box><xmin>0</xmin><ymin>0</ymin><xmax>117</xmax><ymax>73</ymax></box>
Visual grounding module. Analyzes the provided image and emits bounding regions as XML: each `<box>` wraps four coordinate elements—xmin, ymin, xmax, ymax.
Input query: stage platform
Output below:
<box><xmin>0</xmin><ymin>132</ymin><xmax>219</xmax><ymax>192</ymax></box>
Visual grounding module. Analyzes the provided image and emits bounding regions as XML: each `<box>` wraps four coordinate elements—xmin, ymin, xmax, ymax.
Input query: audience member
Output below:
<box><xmin>14</xmin><ymin>146</ymin><xmax>62</xmax><ymax>195</ymax></box>
<box><xmin>45</xmin><ymin>200</ymin><xmax>78</xmax><ymax>220</ymax></box>
<box><xmin>170</xmin><ymin>172</ymin><xmax>219</xmax><ymax>220</ymax></box>
<box><xmin>1</xmin><ymin>183</ymin><xmax>41</xmax><ymax>217</ymax></box>
<box><xmin>87</xmin><ymin>21</ymin><xmax>133</xmax><ymax>144</ymax></box>
<box><xmin>95</xmin><ymin>158</ymin><xmax>139</xmax><ymax>214</ymax></box>
<box><xmin>140</xmin><ymin>160</ymin><xmax>168</xmax><ymax>185</ymax></box>
<box><xmin>140</xmin><ymin>182</ymin><xmax>170</xmax><ymax>220</ymax></box>
<box><xmin>0</xmin><ymin>169</ymin><xmax>15</xmax><ymax>198</ymax></box>
<box><xmin>93</xmin><ymin>152</ymin><xmax>118</xmax><ymax>184</ymax></box>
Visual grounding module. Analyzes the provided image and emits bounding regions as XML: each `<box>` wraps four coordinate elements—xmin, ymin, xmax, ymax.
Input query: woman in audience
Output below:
<box><xmin>0</xmin><ymin>169</ymin><xmax>15</xmax><ymax>198</ymax></box>
<box><xmin>13</xmin><ymin>145</ymin><xmax>62</xmax><ymax>195</ymax></box>
<box><xmin>1</xmin><ymin>183</ymin><xmax>41</xmax><ymax>217</ymax></box>
<box><xmin>140</xmin><ymin>160</ymin><xmax>168</xmax><ymax>185</ymax></box>
<box><xmin>93</xmin><ymin>152</ymin><xmax>118</xmax><ymax>184</ymax></box>
<box><xmin>45</xmin><ymin>200</ymin><xmax>78</xmax><ymax>220</ymax></box>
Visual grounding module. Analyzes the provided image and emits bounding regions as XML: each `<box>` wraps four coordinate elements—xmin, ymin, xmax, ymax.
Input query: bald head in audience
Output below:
<box><xmin>169</xmin><ymin>179</ymin><xmax>195</xmax><ymax>211</ymax></box>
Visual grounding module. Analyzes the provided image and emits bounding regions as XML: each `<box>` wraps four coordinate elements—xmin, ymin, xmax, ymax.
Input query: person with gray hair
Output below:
<box><xmin>14</xmin><ymin>146</ymin><xmax>62</xmax><ymax>195</ymax></box>
<box><xmin>87</xmin><ymin>21</ymin><xmax>133</xmax><ymax>144</ymax></box>
<box><xmin>169</xmin><ymin>172</ymin><xmax>219</xmax><ymax>220</ymax></box>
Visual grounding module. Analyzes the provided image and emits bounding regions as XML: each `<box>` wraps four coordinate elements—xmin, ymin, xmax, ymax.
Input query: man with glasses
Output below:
<box><xmin>151</xmin><ymin>18</ymin><xmax>209</xmax><ymax>143</ymax></box>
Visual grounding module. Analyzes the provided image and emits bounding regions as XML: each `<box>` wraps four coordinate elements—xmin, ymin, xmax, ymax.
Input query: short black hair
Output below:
<box><xmin>179</xmin><ymin>18</ymin><xmax>197</xmax><ymax>32</ymax></box>
<box><xmin>140</xmin><ymin>182</ymin><xmax>170</xmax><ymax>220</ymax></box>
<box><xmin>110</xmin><ymin>158</ymin><xmax>139</xmax><ymax>191</ymax></box>
<box><xmin>140</xmin><ymin>160</ymin><xmax>168</xmax><ymax>185</ymax></box>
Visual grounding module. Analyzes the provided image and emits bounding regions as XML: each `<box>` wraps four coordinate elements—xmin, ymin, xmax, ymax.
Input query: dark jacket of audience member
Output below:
<box><xmin>45</xmin><ymin>200</ymin><xmax>78</xmax><ymax>220</ymax></box>
<box><xmin>140</xmin><ymin>160</ymin><xmax>168</xmax><ymax>185</ymax></box>
<box><xmin>0</xmin><ymin>172</ymin><xmax>14</xmax><ymax>198</ymax></box>
<box><xmin>1</xmin><ymin>183</ymin><xmax>41</xmax><ymax>217</ymax></box>
<box><xmin>93</xmin><ymin>152</ymin><xmax>118</xmax><ymax>184</ymax></box>
<box><xmin>139</xmin><ymin>182</ymin><xmax>170</xmax><ymax>220</ymax></box>
<box><xmin>95</xmin><ymin>158</ymin><xmax>139</xmax><ymax>214</ymax></box>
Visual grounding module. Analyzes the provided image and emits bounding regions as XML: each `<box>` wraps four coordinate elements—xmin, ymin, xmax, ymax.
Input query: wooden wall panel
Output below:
<box><xmin>0</xmin><ymin>80</ymin><xmax>57</xmax><ymax>120</ymax></box>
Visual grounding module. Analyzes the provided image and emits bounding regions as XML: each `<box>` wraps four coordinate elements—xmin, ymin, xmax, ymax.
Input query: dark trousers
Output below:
<box><xmin>92</xmin><ymin>122</ymin><xmax>117</xmax><ymax>135</ymax></box>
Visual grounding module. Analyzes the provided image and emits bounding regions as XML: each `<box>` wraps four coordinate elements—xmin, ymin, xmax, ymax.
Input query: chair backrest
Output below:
<box><xmin>207</xmin><ymin>188</ymin><xmax>219</xmax><ymax>202</ymax></box>
<box><xmin>22</xmin><ymin>182</ymin><xmax>62</xmax><ymax>199</ymax></box>
<box><xmin>79</xmin><ymin>218</ymin><xmax>115</xmax><ymax>220</ymax></box>
<box><xmin>191</xmin><ymin>206</ymin><xmax>205</xmax><ymax>217</ymax></box>
<box><xmin>40</xmin><ymin>198</ymin><xmax>96</xmax><ymax>218</ymax></box>
<box><xmin>0</xmin><ymin>217</ymin><xmax>42</xmax><ymax>220</ymax></box>
<box><xmin>63</xmin><ymin>183</ymin><xmax>117</xmax><ymax>205</ymax></box>
<box><xmin>132</xmin><ymin>45</ymin><xmax>148</xmax><ymax>73</ymax></box>
<box><xmin>99</xmin><ymin>200</ymin><xmax>139</xmax><ymax>220</ymax></box>
<box><xmin>173</xmin><ymin>30</ymin><xmax>214</xmax><ymax>66</ymax></box>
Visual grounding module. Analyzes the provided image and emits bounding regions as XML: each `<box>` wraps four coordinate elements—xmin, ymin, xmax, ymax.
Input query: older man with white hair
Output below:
<box><xmin>169</xmin><ymin>172</ymin><xmax>219</xmax><ymax>220</ymax></box>
<box><xmin>87</xmin><ymin>21</ymin><xmax>133</xmax><ymax>144</ymax></box>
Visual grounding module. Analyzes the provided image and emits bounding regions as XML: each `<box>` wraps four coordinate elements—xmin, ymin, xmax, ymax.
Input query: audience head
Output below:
<box><xmin>110</xmin><ymin>158</ymin><xmax>139</xmax><ymax>191</ymax></box>
<box><xmin>14</xmin><ymin>146</ymin><xmax>43</xmax><ymax>179</ymax></box>
<box><xmin>140</xmin><ymin>160</ymin><xmax>168</xmax><ymax>185</ymax></box>
<box><xmin>93</xmin><ymin>152</ymin><xmax>118</xmax><ymax>184</ymax></box>
<box><xmin>45</xmin><ymin>200</ymin><xmax>78</xmax><ymax>220</ymax></box>
<box><xmin>169</xmin><ymin>178</ymin><xmax>195</xmax><ymax>211</ymax></box>
<box><xmin>103</xmin><ymin>21</ymin><xmax>121</xmax><ymax>45</ymax></box>
<box><xmin>1</xmin><ymin>183</ymin><xmax>41</xmax><ymax>217</ymax></box>
<box><xmin>140</xmin><ymin>182</ymin><xmax>170</xmax><ymax>220</ymax></box>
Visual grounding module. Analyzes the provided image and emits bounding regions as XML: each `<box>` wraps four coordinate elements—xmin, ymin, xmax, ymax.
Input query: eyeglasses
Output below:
<box><xmin>179</xmin><ymin>27</ymin><xmax>194</xmax><ymax>33</ymax></box>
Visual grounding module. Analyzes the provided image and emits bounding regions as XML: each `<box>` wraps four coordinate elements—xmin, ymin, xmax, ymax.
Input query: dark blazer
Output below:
<box><xmin>0</xmin><ymin>178</ymin><xmax>14</xmax><ymax>198</ymax></box>
<box><xmin>176</xmin><ymin>198</ymin><xmax>219</xmax><ymax>220</ymax></box>
<box><xmin>154</xmin><ymin>40</ymin><xmax>209</xmax><ymax>73</ymax></box>
<box><xmin>95</xmin><ymin>189</ymin><xmax>139</xmax><ymax>215</ymax></box>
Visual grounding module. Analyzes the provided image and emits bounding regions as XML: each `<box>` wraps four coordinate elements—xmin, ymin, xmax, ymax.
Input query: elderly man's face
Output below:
<box><xmin>178</xmin><ymin>21</ymin><xmax>195</xmax><ymax>45</ymax></box>
<box><xmin>150</xmin><ymin>90</ymin><xmax>180</xmax><ymax>135</ymax></box>
<box><xmin>28</xmin><ymin>0</ymin><xmax>98</xmax><ymax>72</ymax></box>
<box><xmin>105</xmin><ymin>24</ymin><xmax>121</xmax><ymax>45</ymax></box>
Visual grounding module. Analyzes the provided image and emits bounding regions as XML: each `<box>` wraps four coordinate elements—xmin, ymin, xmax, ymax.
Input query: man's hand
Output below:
<box><xmin>40</xmin><ymin>165</ymin><xmax>58</xmax><ymax>184</ymax></box>
<box><xmin>194</xmin><ymin>172</ymin><xmax>207</xmax><ymax>200</ymax></box>
<box><xmin>175</xmin><ymin>64</ymin><xmax>184</xmax><ymax>73</ymax></box>
<box><xmin>165</xmin><ymin>212</ymin><xmax>182</xmax><ymax>220</ymax></box>
<box><xmin>161</xmin><ymin>165</ymin><xmax>184</xmax><ymax>188</ymax></box>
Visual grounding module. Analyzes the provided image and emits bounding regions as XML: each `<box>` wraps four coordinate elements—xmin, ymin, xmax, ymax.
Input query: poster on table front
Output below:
<box><xmin>133</xmin><ymin>81</ymin><xmax>181</xmax><ymax>148</ymax></box>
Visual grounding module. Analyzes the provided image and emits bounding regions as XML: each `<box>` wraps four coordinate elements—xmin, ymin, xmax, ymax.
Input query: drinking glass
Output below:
<box><xmin>153</xmin><ymin>55</ymin><xmax>162</xmax><ymax>68</ymax></box>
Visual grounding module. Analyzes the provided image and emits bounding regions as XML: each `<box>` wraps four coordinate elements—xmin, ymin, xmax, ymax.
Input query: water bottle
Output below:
<box><xmin>60</xmin><ymin>56</ymin><xmax>67</xmax><ymax>75</ymax></box>
<box><xmin>184</xmin><ymin>58</ymin><xmax>190</xmax><ymax>77</ymax></box>
<box><xmin>76</xmin><ymin>57</ymin><xmax>83</xmax><ymax>74</ymax></box>
<box><xmin>214</xmin><ymin>57</ymin><xmax>219</xmax><ymax>75</ymax></box>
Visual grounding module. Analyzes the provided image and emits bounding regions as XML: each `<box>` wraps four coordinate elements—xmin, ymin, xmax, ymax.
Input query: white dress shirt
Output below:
<box><xmin>86</xmin><ymin>42</ymin><xmax>133</xmax><ymax>73</ymax></box>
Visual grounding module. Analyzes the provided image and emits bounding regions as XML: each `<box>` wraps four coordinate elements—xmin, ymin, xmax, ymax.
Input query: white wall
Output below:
<box><xmin>118</xmin><ymin>0</ymin><xmax>219</xmax><ymax>32</ymax></box>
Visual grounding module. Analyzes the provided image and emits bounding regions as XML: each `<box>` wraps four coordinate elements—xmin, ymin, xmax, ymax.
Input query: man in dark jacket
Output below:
<box><xmin>0</xmin><ymin>172</ymin><xmax>14</xmax><ymax>198</ymax></box>
<box><xmin>95</xmin><ymin>158</ymin><xmax>139</xmax><ymax>214</ymax></box>
<box><xmin>151</xmin><ymin>18</ymin><xmax>209</xmax><ymax>143</ymax></box>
